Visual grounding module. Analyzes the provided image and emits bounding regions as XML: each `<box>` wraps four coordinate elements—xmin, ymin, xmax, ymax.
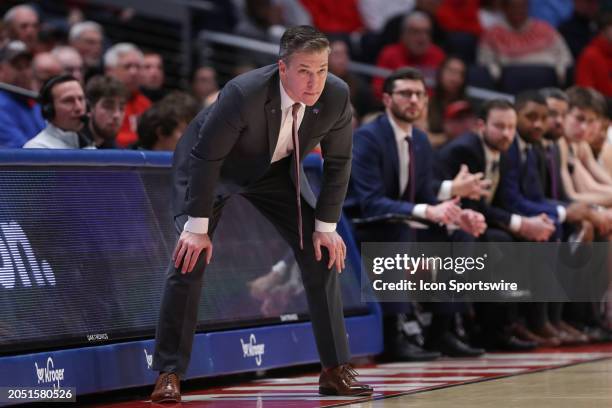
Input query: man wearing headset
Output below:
<box><xmin>24</xmin><ymin>74</ymin><xmax>93</xmax><ymax>149</ymax></box>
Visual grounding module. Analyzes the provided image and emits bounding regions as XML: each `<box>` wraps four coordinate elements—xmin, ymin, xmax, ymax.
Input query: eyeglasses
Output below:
<box><xmin>391</xmin><ymin>90</ymin><xmax>426</xmax><ymax>100</ymax></box>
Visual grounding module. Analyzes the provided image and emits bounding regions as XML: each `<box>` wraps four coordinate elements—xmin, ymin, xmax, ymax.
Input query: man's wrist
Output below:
<box><xmin>315</xmin><ymin>219</ymin><xmax>336</xmax><ymax>232</ymax></box>
<box><xmin>184</xmin><ymin>217</ymin><xmax>209</xmax><ymax>234</ymax></box>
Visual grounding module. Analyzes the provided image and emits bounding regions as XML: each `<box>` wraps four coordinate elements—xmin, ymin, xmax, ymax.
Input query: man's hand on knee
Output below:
<box><xmin>313</xmin><ymin>231</ymin><xmax>346</xmax><ymax>273</ymax></box>
<box><xmin>173</xmin><ymin>231</ymin><xmax>213</xmax><ymax>274</ymax></box>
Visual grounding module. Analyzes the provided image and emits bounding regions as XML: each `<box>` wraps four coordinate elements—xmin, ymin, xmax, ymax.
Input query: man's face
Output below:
<box><xmin>142</xmin><ymin>54</ymin><xmax>164</xmax><ymax>89</ymax></box>
<box><xmin>0</xmin><ymin>55</ymin><xmax>33</xmax><ymax>90</ymax></box>
<box><xmin>51</xmin><ymin>80</ymin><xmax>86</xmax><ymax>132</ymax></box>
<box><xmin>192</xmin><ymin>67</ymin><xmax>218</xmax><ymax>99</ymax></box>
<box><xmin>9</xmin><ymin>8</ymin><xmax>39</xmax><ymax>49</ymax></box>
<box><xmin>328</xmin><ymin>41</ymin><xmax>349</xmax><ymax>76</ymax></box>
<box><xmin>545</xmin><ymin>97</ymin><xmax>568</xmax><ymax>140</ymax></box>
<box><xmin>402</xmin><ymin>18</ymin><xmax>432</xmax><ymax>57</ymax></box>
<box><xmin>72</xmin><ymin>29</ymin><xmax>103</xmax><ymax>67</ymax></box>
<box><xmin>382</xmin><ymin>78</ymin><xmax>427</xmax><ymax>124</ymax></box>
<box><xmin>517</xmin><ymin>101</ymin><xmax>548</xmax><ymax>143</ymax></box>
<box><xmin>107</xmin><ymin>51</ymin><xmax>143</xmax><ymax>93</ymax></box>
<box><xmin>91</xmin><ymin>96</ymin><xmax>126</xmax><ymax>140</ymax></box>
<box><xmin>279</xmin><ymin>49</ymin><xmax>328</xmax><ymax>106</ymax></box>
<box><xmin>57</xmin><ymin>51</ymin><xmax>84</xmax><ymax>84</ymax></box>
<box><xmin>481</xmin><ymin>108</ymin><xmax>517</xmax><ymax>152</ymax></box>
<box><xmin>564</xmin><ymin>107</ymin><xmax>600</xmax><ymax>142</ymax></box>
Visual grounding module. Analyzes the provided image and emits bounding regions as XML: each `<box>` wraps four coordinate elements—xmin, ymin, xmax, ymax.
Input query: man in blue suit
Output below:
<box><xmin>348</xmin><ymin>67</ymin><xmax>486</xmax><ymax>359</ymax></box>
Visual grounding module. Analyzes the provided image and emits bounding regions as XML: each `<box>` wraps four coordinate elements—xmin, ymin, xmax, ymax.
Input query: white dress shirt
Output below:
<box><xmin>184</xmin><ymin>79</ymin><xmax>337</xmax><ymax>234</ymax></box>
<box><xmin>387</xmin><ymin>113</ymin><xmax>428</xmax><ymax>219</ymax></box>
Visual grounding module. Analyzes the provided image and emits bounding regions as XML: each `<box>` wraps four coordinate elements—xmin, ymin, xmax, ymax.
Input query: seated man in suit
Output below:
<box><xmin>348</xmin><ymin>67</ymin><xmax>487</xmax><ymax>359</ymax></box>
<box><xmin>495</xmin><ymin>90</ymin><xmax>593</xmax><ymax>347</ymax></box>
<box><xmin>436</xmin><ymin>99</ymin><xmax>556</xmax><ymax>350</ymax></box>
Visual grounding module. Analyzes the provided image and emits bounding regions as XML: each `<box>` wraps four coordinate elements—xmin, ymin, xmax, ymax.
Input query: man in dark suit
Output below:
<box><xmin>150</xmin><ymin>26</ymin><xmax>373</xmax><ymax>403</ymax></box>
<box><xmin>347</xmin><ymin>67</ymin><xmax>487</xmax><ymax>360</ymax></box>
<box><xmin>436</xmin><ymin>99</ymin><xmax>553</xmax><ymax>351</ymax></box>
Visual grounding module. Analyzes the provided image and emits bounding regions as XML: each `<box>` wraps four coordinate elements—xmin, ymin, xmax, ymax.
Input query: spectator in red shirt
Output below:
<box><xmin>372</xmin><ymin>11</ymin><xmax>445</xmax><ymax>99</ymax></box>
<box><xmin>104</xmin><ymin>43</ymin><xmax>151</xmax><ymax>148</ymax></box>
<box><xmin>575</xmin><ymin>13</ymin><xmax>612</xmax><ymax>97</ymax></box>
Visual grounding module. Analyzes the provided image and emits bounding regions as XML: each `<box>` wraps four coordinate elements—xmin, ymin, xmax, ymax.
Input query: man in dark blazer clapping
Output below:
<box><xmin>347</xmin><ymin>67</ymin><xmax>487</xmax><ymax>360</ymax></box>
<box><xmin>150</xmin><ymin>26</ymin><xmax>372</xmax><ymax>403</ymax></box>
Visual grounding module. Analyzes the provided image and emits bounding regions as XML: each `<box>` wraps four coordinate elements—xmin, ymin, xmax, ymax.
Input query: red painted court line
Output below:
<box><xmin>90</xmin><ymin>344</ymin><xmax>612</xmax><ymax>407</ymax></box>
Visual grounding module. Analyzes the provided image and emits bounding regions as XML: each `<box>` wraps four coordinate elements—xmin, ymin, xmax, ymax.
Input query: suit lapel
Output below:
<box><xmin>265</xmin><ymin>76</ymin><xmax>281</xmax><ymax>159</ymax></box>
<box><xmin>380</xmin><ymin>116</ymin><xmax>400</xmax><ymax>197</ymax></box>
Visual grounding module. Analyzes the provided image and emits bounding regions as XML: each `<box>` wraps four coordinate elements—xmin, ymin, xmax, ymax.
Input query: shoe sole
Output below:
<box><xmin>151</xmin><ymin>396</ymin><xmax>181</xmax><ymax>403</ymax></box>
<box><xmin>319</xmin><ymin>387</ymin><xmax>374</xmax><ymax>396</ymax></box>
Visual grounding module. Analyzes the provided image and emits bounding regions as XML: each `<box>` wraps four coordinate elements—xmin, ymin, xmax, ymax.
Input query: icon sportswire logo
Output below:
<box><xmin>0</xmin><ymin>221</ymin><xmax>55</xmax><ymax>289</ymax></box>
<box><xmin>240</xmin><ymin>334</ymin><xmax>265</xmax><ymax>366</ymax></box>
<box><xmin>35</xmin><ymin>357</ymin><xmax>65</xmax><ymax>389</ymax></box>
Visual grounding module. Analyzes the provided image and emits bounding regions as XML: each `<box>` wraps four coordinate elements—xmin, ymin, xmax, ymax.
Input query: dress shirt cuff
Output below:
<box><xmin>412</xmin><ymin>204</ymin><xmax>428</xmax><ymax>219</ymax></box>
<box><xmin>557</xmin><ymin>205</ymin><xmax>566</xmax><ymax>223</ymax></box>
<box><xmin>315</xmin><ymin>219</ymin><xmax>336</xmax><ymax>232</ymax></box>
<box><xmin>184</xmin><ymin>216</ymin><xmax>209</xmax><ymax>234</ymax></box>
<box><xmin>509</xmin><ymin>214</ymin><xmax>522</xmax><ymax>233</ymax></box>
<box><xmin>437</xmin><ymin>180</ymin><xmax>453</xmax><ymax>201</ymax></box>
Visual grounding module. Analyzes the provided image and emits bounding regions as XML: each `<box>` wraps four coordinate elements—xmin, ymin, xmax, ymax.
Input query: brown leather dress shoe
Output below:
<box><xmin>319</xmin><ymin>364</ymin><xmax>373</xmax><ymax>396</ymax></box>
<box><xmin>151</xmin><ymin>372</ymin><xmax>181</xmax><ymax>403</ymax></box>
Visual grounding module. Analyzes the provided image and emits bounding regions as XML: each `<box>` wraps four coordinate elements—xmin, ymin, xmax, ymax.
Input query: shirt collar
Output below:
<box><xmin>517</xmin><ymin>133</ymin><xmax>530</xmax><ymax>152</ymax></box>
<box><xmin>47</xmin><ymin>122</ymin><xmax>80</xmax><ymax>140</ymax></box>
<box><xmin>279</xmin><ymin>79</ymin><xmax>305</xmax><ymax>112</ymax></box>
<box><xmin>387</xmin><ymin>112</ymin><xmax>412</xmax><ymax>143</ymax></box>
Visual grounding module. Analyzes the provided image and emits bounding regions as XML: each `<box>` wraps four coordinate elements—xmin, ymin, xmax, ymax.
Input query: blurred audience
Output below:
<box><xmin>559</xmin><ymin>0</ymin><xmax>601</xmax><ymax>59</ymax></box>
<box><xmin>51</xmin><ymin>46</ymin><xmax>84</xmax><ymax>84</ymax></box>
<box><xmin>141</xmin><ymin>51</ymin><xmax>165</xmax><ymax>102</ymax></box>
<box><xmin>373</xmin><ymin>11</ymin><xmax>445</xmax><ymax>98</ymax></box>
<box><xmin>328</xmin><ymin>39</ymin><xmax>376</xmax><ymax>118</ymax></box>
<box><xmin>575</xmin><ymin>13</ymin><xmax>612</xmax><ymax>97</ymax></box>
<box><xmin>31</xmin><ymin>51</ymin><xmax>62</xmax><ymax>92</ymax></box>
<box><xmin>24</xmin><ymin>74</ymin><xmax>89</xmax><ymax>149</ymax></box>
<box><xmin>104</xmin><ymin>42</ymin><xmax>151</xmax><ymax>148</ymax></box>
<box><xmin>68</xmin><ymin>21</ymin><xmax>104</xmax><ymax>80</ymax></box>
<box><xmin>81</xmin><ymin>75</ymin><xmax>129</xmax><ymax>149</ymax></box>
<box><xmin>191</xmin><ymin>65</ymin><xmax>219</xmax><ymax>107</ymax></box>
<box><xmin>0</xmin><ymin>41</ymin><xmax>44</xmax><ymax>148</ymax></box>
<box><xmin>427</xmin><ymin>56</ymin><xmax>468</xmax><ymax>135</ymax></box>
<box><xmin>135</xmin><ymin>91</ymin><xmax>199</xmax><ymax>151</ymax></box>
<box><xmin>477</xmin><ymin>0</ymin><xmax>573</xmax><ymax>83</ymax></box>
<box><xmin>3</xmin><ymin>4</ymin><xmax>40</xmax><ymax>53</ymax></box>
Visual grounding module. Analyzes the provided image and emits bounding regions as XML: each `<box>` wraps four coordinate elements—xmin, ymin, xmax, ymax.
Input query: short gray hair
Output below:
<box><xmin>103</xmin><ymin>42</ymin><xmax>143</xmax><ymax>68</ymax></box>
<box><xmin>69</xmin><ymin>21</ymin><xmax>104</xmax><ymax>42</ymax></box>
<box><xmin>279</xmin><ymin>25</ymin><xmax>329</xmax><ymax>63</ymax></box>
<box><xmin>3</xmin><ymin>4</ymin><xmax>38</xmax><ymax>24</ymax></box>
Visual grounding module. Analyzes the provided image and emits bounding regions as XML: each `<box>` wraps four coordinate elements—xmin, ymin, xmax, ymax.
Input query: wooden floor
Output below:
<box><xmin>367</xmin><ymin>359</ymin><xmax>612</xmax><ymax>408</ymax></box>
<box><xmin>93</xmin><ymin>345</ymin><xmax>612</xmax><ymax>407</ymax></box>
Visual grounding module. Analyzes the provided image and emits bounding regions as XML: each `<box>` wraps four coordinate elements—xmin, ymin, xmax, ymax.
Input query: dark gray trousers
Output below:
<box><xmin>152</xmin><ymin>159</ymin><xmax>350</xmax><ymax>376</ymax></box>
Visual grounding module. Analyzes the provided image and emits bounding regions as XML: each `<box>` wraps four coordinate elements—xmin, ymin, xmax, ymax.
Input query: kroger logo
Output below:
<box><xmin>35</xmin><ymin>357</ymin><xmax>65</xmax><ymax>389</ymax></box>
<box><xmin>0</xmin><ymin>221</ymin><xmax>55</xmax><ymax>289</ymax></box>
<box><xmin>240</xmin><ymin>334</ymin><xmax>265</xmax><ymax>366</ymax></box>
<box><xmin>144</xmin><ymin>349</ymin><xmax>153</xmax><ymax>370</ymax></box>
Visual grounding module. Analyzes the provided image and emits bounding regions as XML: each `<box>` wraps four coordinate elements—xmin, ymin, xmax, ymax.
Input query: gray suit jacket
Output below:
<box><xmin>173</xmin><ymin>64</ymin><xmax>353</xmax><ymax>224</ymax></box>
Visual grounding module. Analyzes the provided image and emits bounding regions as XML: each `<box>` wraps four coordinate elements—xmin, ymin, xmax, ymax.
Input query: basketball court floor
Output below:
<box><xmin>84</xmin><ymin>344</ymin><xmax>612</xmax><ymax>407</ymax></box>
